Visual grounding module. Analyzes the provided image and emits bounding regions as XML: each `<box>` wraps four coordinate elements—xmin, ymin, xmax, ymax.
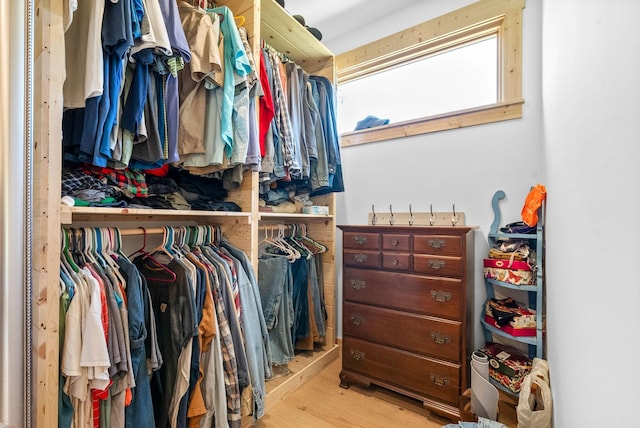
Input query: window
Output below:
<box><xmin>336</xmin><ymin>0</ymin><xmax>525</xmax><ymax>147</ymax></box>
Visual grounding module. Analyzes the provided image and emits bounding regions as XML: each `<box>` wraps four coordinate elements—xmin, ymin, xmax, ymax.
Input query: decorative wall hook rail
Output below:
<box><xmin>367</xmin><ymin>203</ymin><xmax>466</xmax><ymax>226</ymax></box>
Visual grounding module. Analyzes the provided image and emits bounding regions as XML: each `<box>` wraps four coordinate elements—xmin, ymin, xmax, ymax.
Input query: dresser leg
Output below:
<box><xmin>339</xmin><ymin>371</ymin><xmax>351</xmax><ymax>389</ymax></box>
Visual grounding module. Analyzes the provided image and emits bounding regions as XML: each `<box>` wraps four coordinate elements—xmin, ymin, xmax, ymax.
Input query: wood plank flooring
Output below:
<box><xmin>252</xmin><ymin>355</ymin><xmax>518</xmax><ymax>428</ymax></box>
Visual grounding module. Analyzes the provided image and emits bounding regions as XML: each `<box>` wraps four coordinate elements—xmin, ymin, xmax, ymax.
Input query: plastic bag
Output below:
<box><xmin>516</xmin><ymin>358</ymin><xmax>552</xmax><ymax>428</ymax></box>
<box><xmin>521</xmin><ymin>184</ymin><xmax>546</xmax><ymax>227</ymax></box>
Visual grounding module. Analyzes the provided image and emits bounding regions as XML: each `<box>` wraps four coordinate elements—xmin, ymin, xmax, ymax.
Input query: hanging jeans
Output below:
<box><xmin>291</xmin><ymin>258</ymin><xmax>309</xmax><ymax>342</ymax></box>
<box><xmin>307</xmin><ymin>256</ymin><xmax>325</xmax><ymax>338</ymax></box>
<box><xmin>258</xmin><ymin>257</ymin><xmax>295</xmax><ymax>366</ymax></box>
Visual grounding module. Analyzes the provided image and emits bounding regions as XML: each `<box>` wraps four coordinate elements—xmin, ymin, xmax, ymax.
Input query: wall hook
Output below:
<box><xmin>409</xmin><ymin>204</ymin><xmax>415</xmax><ymax>226</ymax></box>
<box><xmin>389</xmin><ymin>204</ymin><xmax>395</xmax><ymax>225</ymax></box>
<box><xmin>371</xmin><ymin>204</ymin><xmax>377</xmax><ymax>225</ymax></box>
<box><xmin>429</xmin><ymin>204</ymin><xmax>436</xmax><ymax>226</ymax></box>
<box><xmin>452</xmin><ymin>203</ymin><xmax>458</xmax><ymax>226</ymax></box>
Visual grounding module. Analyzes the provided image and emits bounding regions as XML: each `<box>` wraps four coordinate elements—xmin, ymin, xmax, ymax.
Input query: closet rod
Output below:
<box><xmin>120</xmin><ymin>227</ymin><xmax>166</xmax><ymax>236</ymax></box>
<box><xmin>64</xmin><ymin>227</ymin><xmax>220</xmax><ymax>236</ymax></box>
<box><xmin>258</xmin><ymin>224</ymin><xmax>305</xmax><ymax>231</ymax></box>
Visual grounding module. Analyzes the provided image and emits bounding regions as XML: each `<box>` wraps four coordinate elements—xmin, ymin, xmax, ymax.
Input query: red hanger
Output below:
<box><xmin>129</xmin><ymin>227</ymin><xmax>177</xmax><ymax>283</ymax></box>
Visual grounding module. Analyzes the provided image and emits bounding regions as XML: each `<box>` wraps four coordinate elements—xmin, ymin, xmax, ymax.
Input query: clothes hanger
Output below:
<box><xmin>87</xmin><ymin>227</ymin><xmax>107</xmax><ymax>269</ymax></box>
<box><xmin>298</xmin><ymin>223</ymin><xmax>327</xmax><ymax>254</ymax></box>
<box><xmin>129</xmin><ymin>227</ymin><xmax>177</xmax><ymax>283</ymax></box>
<box><xmin>61</xmin><ymin>228</ymin><xmax>80</xmax><ymax>273</ymax></box>
<box><xmin>98</xmin><ymin>227</ymin><xmax>127</xmax><ymax>288</ymax></box>
<box><xmin>258</xmin><ymin>225</ymin><xmax>291</xmax><ymax>259</ymax></box>
<box><xmin>284</xmin><ymin>224</ymin><xmax>310</xmax><ymax>258</ymax></box>
<box><xmin>71</xmin><ymin>228</ymin><xmax>87</xmax><ymax>267</ymax></box>
<box><xmin>269</xmin><ymin>224</ymin><xmax>300</xmax><ymax>260</ymax></box>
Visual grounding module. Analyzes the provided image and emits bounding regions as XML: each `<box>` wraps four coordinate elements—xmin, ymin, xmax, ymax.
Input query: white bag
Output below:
<box><xmin>516</xmin><ymin>358</ymin><xmax>552</xmax><ymax>428</ymax></box>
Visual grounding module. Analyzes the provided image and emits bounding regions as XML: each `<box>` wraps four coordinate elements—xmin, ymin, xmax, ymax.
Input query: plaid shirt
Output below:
<box><xmin>268</xmin><ymin>50</ymin><xmax>295</xmax><ymax>171</ymax></box>
<box><xmin>84</xmin><ymin>166</ymin><xmax>149</xmax><ymax>198</ymax></box>
<box><xmin>61</xmin><ymin>170</ymin><xmax>120</xmax><ymax>198</ymax></box>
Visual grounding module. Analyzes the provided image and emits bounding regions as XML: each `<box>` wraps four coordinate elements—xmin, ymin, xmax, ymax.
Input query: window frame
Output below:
<box><xmin>336</xmin><ymin>0</ymin><xmax>525</xmax><ymax>147</ymax></box>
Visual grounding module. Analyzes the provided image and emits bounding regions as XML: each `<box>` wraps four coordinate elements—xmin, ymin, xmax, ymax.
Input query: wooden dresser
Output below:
<box><xmin>337</xmin><ymin>225</ymin><xmax>475</xmax><ymax>420</ymax></box>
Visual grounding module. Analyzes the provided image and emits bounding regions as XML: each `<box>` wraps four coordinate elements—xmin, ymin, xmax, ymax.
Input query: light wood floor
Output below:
<box><xmin>253</xmin><ymin>355</ymin><xmax>518</xmax><ymax>428</ymax></box>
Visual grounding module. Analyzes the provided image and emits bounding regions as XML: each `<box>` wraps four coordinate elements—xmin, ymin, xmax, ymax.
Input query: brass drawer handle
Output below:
<box><xmin>430</xmin><ymin>332</ymin><xmax>451</xmax><ymax>345</ymax></box>
<box><xmin>353</xmin><ymin>253</ymin><xmax>368</xmax><ymax>263</ymax></box>
<box><xmin>430</xmin><ymin>373</ymin><xmax>450</xmax><ymax>387</ymax></box>
<box><xmin>430</xmin><ymin>290</ymin><xmax>452</xmax><ymax>302</ymax></box>
<box><xmin>428</xmin><ymin>260</ymin><xmax>446</xmax><ymax>270</ymax></box>
<box><xmin>392</xmin><ymin>259</ymin><xmax>399</xmax><ymax>266</ymax></box>
<box><xmin>350</xmin><ymin>349</ymin><xmax>365</xmax><ymax>361</ymax></box>
<box><xmin>428</xmin><ymin>239</ymin><xmax>446</xmax><ymax>249</ymax></box>
<box><xmin>392</xmin><ymin>239</ymin><xmax>399</xmax><ymax>246</ymax></box>
<box><xmin>350</xmin><ymin>279</ymin><xmax>366</xmax><ymax>290</ymax></box>
<box><xmin>350</xmin><ymin>314</ymin><xmax>364</xmax><ymax>325</ymax></box>
<box><xmin>354</xmin><ymin>235</ymin><xmax>368</xmax><ymax>245</ymax></box>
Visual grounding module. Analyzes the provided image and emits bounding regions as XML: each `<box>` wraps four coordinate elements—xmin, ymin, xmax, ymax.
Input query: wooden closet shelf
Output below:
<box><xmin>259</xmin><ymin>212</ymin><xmax>335</xmax><ymax>222</ymax></box>
<box><xmin>60</xmin><ymin>206</ymin><xmax>253</xmax><ymax>225</ymax></box>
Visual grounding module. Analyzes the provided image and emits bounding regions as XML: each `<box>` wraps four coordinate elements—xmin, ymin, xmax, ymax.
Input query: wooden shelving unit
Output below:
<box><xmin>32</xmin><ymin>0</ymin><xmax>340</xmax><ymax>425</ymax></box>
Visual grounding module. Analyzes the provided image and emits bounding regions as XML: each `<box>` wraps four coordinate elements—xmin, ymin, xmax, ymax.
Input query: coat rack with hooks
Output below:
<box><xmin>368</xmin><ymin>203</ymin><xmax>465</xmax><ymax>226</ymax></box>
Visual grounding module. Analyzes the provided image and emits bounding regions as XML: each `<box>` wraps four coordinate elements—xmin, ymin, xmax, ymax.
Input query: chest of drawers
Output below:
<box><xmin>337</xmin><ymin>225</ymin><xmax>475</xmax><ymax>420</ymax></box>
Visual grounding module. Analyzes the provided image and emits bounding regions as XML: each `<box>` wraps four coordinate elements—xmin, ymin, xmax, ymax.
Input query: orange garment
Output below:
<box><xmin>521</xmin><ymin>184</ymin><xmax>546</xmax><ymax>226</ymax></box>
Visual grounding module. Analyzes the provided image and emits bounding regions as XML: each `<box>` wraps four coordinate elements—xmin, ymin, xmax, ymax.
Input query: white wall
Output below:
<box><xmin>542</xmin><ymin>0</ymin><xmax>640</xmax><ymax>425</ymax></box>
<box><xmin>331</xmin><ymin>1</ymin><xmax>544</xmax><ymax>352</ymax></box>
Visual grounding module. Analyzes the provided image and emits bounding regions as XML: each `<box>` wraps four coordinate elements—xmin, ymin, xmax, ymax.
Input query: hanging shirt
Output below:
<box><xmin>63</xmin><ymin>0</ymin><xmax>105</xmax><ymax>108</ymax></box>
<box><xmin>177</xmin><ymin>1</ymin><xmax>223</xmax><ymax>156</ymax></box>
<box><xmin>208</xmin><ymin>6</ymin><xmax>252</xmax><ymax>160</ymax></box>
<box><xmin>158</xmin><ymin>0</ymin><xmax>192</xmax><ymax>164</ymax></box>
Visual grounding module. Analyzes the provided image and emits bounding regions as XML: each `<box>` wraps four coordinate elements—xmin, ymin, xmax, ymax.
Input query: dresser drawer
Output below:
<box><xmin>342</xmin><ymin>336</ymin><xmax>461</xmax><ymax>405</ymax></box>
<box><xmin>343</xmin><ymin>232</ymin><xmax>381</xmax><ymax>250</ymax></box>
<box><xmin>413</xmin><ymin>255</ymin><xmax>463</xmax><ymax>278</ymax></box>
<box><xmin>343</xmin><ymin>267</ymin><xmax>463</xmax><ymax>320</ymax></box>
<box><xmin>343</xmin><ymin>249</ymin><xmax>381</xmax><ymax>269</ymax></box>
<box><xmin>344</xmin><ymin>302</ymin><xmax>461</xmax><ymax>362</ymax></box>
<box><xmin>382</xmin><ymin>233</ymin><xmax>411</xmax><ymax>252</ymax></box>
<box><xmin>413</xmin><ymin>235</ymin><xmax>462</xmax><ymax>257</ymax></box>
<box><xmin>382</xmin><ymin>252</ymin><xmax>411</xmax><ymax>271</ymax></box>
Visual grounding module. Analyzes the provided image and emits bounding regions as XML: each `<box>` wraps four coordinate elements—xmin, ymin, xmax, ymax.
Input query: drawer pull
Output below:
<box><xmin>350</xmin><ymin>349</ymin><xmax>365</xmax><ymax>361</ymax></box>
<box><xmin>392</xmin><ymin>259</ymin><xmax>399</xmax><ymax>266</ymax></box>
<box><xmin>430</xmin><ymin>332</ymin><xmax>451</xmax><ymax>345</ymax></box>
<box><xmin>354</xmin><ymin>235</ymin><xmax>368</xmax><ymax>245</ymax></box>
<box><xmin>430</xmin><ymin>290</ymin><xmax>452</xmax><ymax>302</ymax></box>
<box><xmin>350</xmin><ymin>279</ymin><xmax>366</xmax><ymax>290</ymax></box>
<box><xmin>430</xmin><ymin>373</ymin><xmax>450</xmax><ymax>387</ymax></box>
<box><xmin>428</xmin><ymin>239</ymin><xmax>446</xmax><ymax>249</ymax></box>
<box><xmin>353</xmin><ymin>253</ymin><xmax>368</xmax><ymax>263</ymax></box>
<box><xmin>428</xmin><ymin>260</ymin><xmax>446</xmax><ymax>270</ymax></box>
<box><xmin>392</xmin><ymin>239</ymin><xmax>399</xmax><ymax>246</ymax></box>
<box><xmin>350</xmin><ymin>314</ymin><xmax>364</xmax><ymax>325</ymax></box>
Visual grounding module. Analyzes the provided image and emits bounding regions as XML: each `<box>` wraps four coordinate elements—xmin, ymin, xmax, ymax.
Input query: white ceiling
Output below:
<box><xmin>281</xmin><ymin>0</ymin><xmax>426</xmax><ymax>53</ymax></box>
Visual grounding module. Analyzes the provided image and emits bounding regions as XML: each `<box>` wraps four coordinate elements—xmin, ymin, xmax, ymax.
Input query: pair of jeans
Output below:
<box><xmin>291</xmin><ymin>258</ymin><xmax>309</xmax><ymax>341</ymax></box>
<box><xmin>307</xmin><ymin>256</ymin><xmax>325</xmax><ymax>337</ymax></box>
<box><xmin>258</xmin><ymin>257</ymin><xmax>295</xmax><ymax>365</ymax></box>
